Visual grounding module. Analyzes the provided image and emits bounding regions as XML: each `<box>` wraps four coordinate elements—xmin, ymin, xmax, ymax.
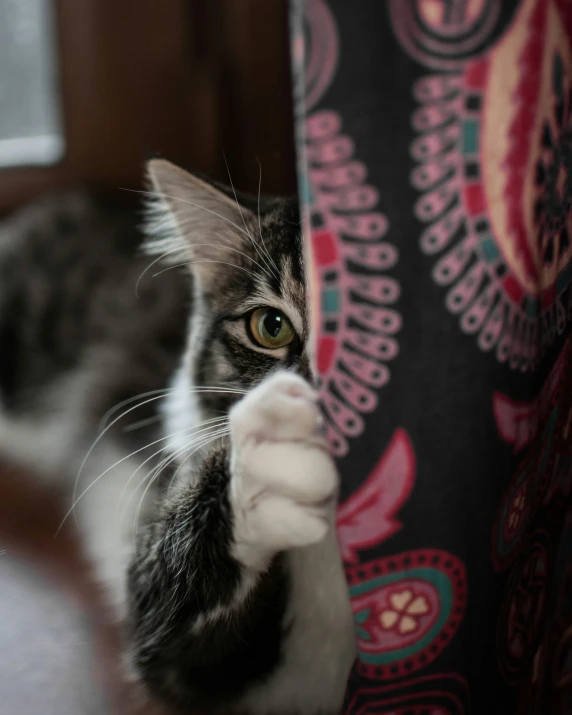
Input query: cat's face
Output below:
<box><xmin>145</xmin><ymin>160</ymin><xmax>311</xmax><ymax>416</ymax></box>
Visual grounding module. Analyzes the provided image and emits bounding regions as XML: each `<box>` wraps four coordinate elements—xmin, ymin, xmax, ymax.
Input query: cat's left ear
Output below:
<box><xmin>144</xmin><ymin>159</ymin><xmax>254</xmax><ymax>284</ymax></box>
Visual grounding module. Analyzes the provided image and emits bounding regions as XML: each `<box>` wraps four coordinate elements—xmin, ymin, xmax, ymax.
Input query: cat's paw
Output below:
<box><xmin>229</xmin><ymin>371</ymin><xmax>338</xmax><ymax>568</ymax></box>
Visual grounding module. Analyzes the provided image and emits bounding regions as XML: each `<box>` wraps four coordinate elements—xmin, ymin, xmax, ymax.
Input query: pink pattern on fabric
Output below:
<box><xmin>344</xmin><ymin>673</ymin><xmax>470</xmax><ymax>715</ymax></box>
<box><xmin>493</xmin><ymin>340</ymin><xmax>569</xmax><ymax>453</ymax></box>
<box><xmin>337</xmin><ymin>430</ymin><xmax>416</xmax><ymax>563</ymax></box>
<box><xmin>293</xmin><ymin>0</ymin><xmax>403</xmax><ymax>457</ymax></box>
<box><xmin>303</xmin><ymin>0</ymin><xmax>339</xmax><ymax>112</ymax></box>
<box><xmin>347</xmin><ymin>550</ymin><xmax>467</xmax><ymax>680</ymax></box>
<box><xmin>354</xmin><ymin>580</ymin><xmax>440</xmax><ymax>652</ymax></box>
<box><xmin>398</xmin><ymin>0</ymin><xmax>572</xmax><ymax>370</ymax></box>
<box><xmin>308</xmin><ymin>111</ymin><xmax>400</xmax><ymax>455</ymax></box>
<box><xmin>493</xmin><ymin>394</ymin><xmax>541</xmax><ymax>455</ymax></box>
<box><xmin>389</xmin><ymin>0</ymin><xmax>502</xmax><ymax>71</ymax></box>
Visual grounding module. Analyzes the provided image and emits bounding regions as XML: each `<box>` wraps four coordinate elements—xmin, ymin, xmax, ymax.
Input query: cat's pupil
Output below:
<box><xmin>264</xmin><ymin>310</ymin><xmax>283</xmax><ymax>338</ymax></box>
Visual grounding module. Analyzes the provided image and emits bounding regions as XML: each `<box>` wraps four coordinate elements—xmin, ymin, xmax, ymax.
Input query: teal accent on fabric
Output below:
<box><xmin>523</xmin><ymin>296</ymin><xmax>540</xmax><ymax>318</ymax></box>
<box><xmin>297</xmin><ymin>171</ymin><xmax>313</xmax><ymax>207</ymax></box>
<box><xmin>481</xmin><ymin>238</ymin><xmax>499</xmax><ymax>262</ymax></box>
<box><xmin>354</xmin><ymin>609</ymin><xmax>370</xmax><ymax>624</ymax></box>
<box><xmin>350</xmin><ymin>567</ymin><xmax>454</xmax><ymax>665</ymax></box>
<box><xmin>355</xmin><ymin>626</ymin><xmax>371</xmax><ymax>641</ymax></box>
<box><xmin>463</xmin><ymin>120</ymin><xmax>479</xmax><ymax>154</ymax></box>
<box><xmin>322</xmin><ymin>289</ymin><xmax>339</xmax><ymax>314</ymax></box>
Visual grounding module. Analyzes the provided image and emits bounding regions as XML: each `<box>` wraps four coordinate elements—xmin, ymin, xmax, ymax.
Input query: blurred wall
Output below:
<box><xmin>0</xmin><ymin>0</ymin><xmax>297</xmax><ymax>212</ymax></box>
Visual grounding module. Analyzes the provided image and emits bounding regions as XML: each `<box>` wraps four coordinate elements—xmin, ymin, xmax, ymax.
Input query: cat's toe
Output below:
<box><xmin>246</xmin><ymin>492</ymin><xmax>331</xmax><ymax>550</ymax></box>
<box><xmin>229</xmin><ymin>371</ymin><xmax>338</xmax><ymax>559</ymax></box>
<box><xmin>245</xmin><ymin>441</ymin><xmax>337</xmax><ymax>505</ymax></box>
<box><xmin>230</xmin><ymin>370</ymin><xmax>322</xmax><ymax>444</ymax></box>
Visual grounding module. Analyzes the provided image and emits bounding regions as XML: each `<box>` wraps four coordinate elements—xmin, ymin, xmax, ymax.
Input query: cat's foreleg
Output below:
<box><xmin>126</xmin><ymin>371</ymin><xmax>338</xmax><ymax>708</ymax></box>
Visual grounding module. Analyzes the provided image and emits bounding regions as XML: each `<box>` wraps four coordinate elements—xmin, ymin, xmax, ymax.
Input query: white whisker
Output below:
<box><xmin>222</xmin><ymin>152</ymin><xmax>254</xmax><ymax>241</ymax></box>
<box><xmin>70</xmin><ymin>392</ymin><xmax>177</xmax><ymax>528</ymax></box>
<box><xmin>133</xmin><ymin>426</ymin><xmax>230</xmax><ymax>534</ymax></box>
<box><xmin>222</xmin><ymin>153</ymin><xmax>279</xmax><ymax>280</ymax></box>
<box><xmin>98</xmin><ymin>388</ymin><xmax>173</xmax><ymax>433</ymax></box>
<box><xmin>153</xmin><ymin>259</ymin><xmax>262</xmax><ymax>282</ymax></box>
<box><xmin>73</xmin><ymin>386</ymin><xmax>247</xmax><ymax>524</ymax></box>
<box><xmin>60</xmin><ymin>418</ymin><xmax>224</xmax><ymax>535</ymax></box>
<box><xmin>165</xmin><ymin>426</ymin><xmax>230</xmax><ymax>499</ymax></box>
<box><xmin>123</xmin><ymin>414</ymin><xmax>163</xmax><ymax>433</ymax></box>
<box><xmin>255</xmin><ymin>158</ymin><xmax>281</xmax><ymax>279</ymax></box>
<box><xmin>117</xmin><ymin>417</ymin><xmax>228</xmax><ymax>522</ymax></box>
<box><xmin>99</xmin><ymin>385</ymin><xmax>244</xmax><ymax>435</ymax></box>
<box><xmin>124</xmin><ymin>187</ymin><xmax>255</xmax><ymax>242</ymax></box>
<box><xmin>134</xmin><ymin>246</ymin><xmax>190</xmax><ymax>297</ymax></box>
<box><xmin>135</xmin><ymin>243</ymin><xmax>273</xmax><ymax>296</ymax></box>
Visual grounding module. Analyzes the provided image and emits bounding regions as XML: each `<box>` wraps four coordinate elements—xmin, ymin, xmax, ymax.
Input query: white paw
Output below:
<box><xmin>229</xmin><ymin>371</ymin><xmax>338</xmax><ymax>569</ymax></box>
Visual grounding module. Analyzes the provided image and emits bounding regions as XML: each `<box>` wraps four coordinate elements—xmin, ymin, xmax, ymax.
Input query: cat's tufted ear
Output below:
<box><xmin>144</xmin><ymin>159</ymin><xmax>254</xmax><ymax>284</ymax></box>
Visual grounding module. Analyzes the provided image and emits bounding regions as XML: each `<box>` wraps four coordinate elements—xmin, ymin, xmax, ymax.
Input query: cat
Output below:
<box><xmin>0</xmin><ymin>159</ymin><xmax>356</xmax><ymax>714</ymax></box>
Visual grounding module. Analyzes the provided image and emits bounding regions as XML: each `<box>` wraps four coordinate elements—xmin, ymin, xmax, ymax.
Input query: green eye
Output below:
<box><xmin>249</xmin><ymin>307</ymin><xmax>295</xmax><ymax>349</ymax></box>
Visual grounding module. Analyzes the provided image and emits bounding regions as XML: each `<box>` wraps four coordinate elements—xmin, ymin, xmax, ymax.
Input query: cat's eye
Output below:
<box><xmin>249</xmin><ymin>308</ymin><xmax>295</xmax><ymax>349</ymax></box>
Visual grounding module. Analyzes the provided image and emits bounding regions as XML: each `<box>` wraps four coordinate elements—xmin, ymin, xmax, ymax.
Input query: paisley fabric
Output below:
<box><xmin>290</xmin><ymin>1</ymin><xmax>572</xmax><ymax>712</ymax></box>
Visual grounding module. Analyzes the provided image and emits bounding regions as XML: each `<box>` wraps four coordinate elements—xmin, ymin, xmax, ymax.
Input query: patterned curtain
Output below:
<box><xmin>290</xmin><ymin>1</ymin><xmax>572</xmax><ymax>712</ymax></box>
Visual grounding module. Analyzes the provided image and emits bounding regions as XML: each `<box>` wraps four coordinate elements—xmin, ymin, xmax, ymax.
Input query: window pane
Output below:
<box><xmin>0</xmin><ymin>0</ymin><xmax>64</xmax><ymax>168</ymax></box>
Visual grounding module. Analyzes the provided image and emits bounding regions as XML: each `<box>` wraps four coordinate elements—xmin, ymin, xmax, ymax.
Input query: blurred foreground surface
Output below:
<box><xmin>0</xmin><ymin>466</ymin><xmax>167</xmax><ymax>715</ymax></box>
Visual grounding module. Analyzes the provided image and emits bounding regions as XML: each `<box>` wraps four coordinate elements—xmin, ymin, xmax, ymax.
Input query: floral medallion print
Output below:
<box><xmin>347</xmin><ymin>550</ymin><xmax>467</xmax><ymax>679</ymax></box>
<box><xmin>394</xmin><ymin>0</ymin><xmax>572</xmax><ymax>369</ymax></box>
<box><xmin>332</xmin><ymin>432</ymin><xmax>467</xmax><ymax>683</ymax></box>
